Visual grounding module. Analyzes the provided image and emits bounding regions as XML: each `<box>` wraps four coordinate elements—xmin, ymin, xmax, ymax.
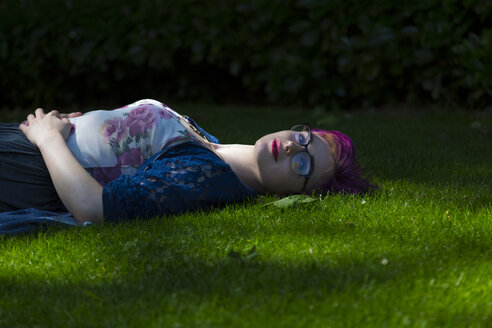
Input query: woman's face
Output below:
<box><xmin>254</xmin><ymin>129</ymin><xmax>336</xmax><ymax>194</ymax></box>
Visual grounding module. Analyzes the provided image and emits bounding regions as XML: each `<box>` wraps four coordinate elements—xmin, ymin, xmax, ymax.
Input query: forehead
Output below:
<box><xmin>306</xmin><ymin>133</ymin><xmax>336</xmax><ymax>190</ymax></box>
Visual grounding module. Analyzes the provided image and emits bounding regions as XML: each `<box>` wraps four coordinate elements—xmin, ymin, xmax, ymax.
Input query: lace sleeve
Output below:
<box><xmin>102</xmin><ymin>144</ymin><xmax>255</xmax><ymax>221</ymax></box>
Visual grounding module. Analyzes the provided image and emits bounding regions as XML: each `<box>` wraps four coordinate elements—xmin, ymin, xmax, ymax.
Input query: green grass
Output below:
<box><xmin>0</xmin><ymin>104</ymin><xmax>491</xmax><ymax>327</ymax></box>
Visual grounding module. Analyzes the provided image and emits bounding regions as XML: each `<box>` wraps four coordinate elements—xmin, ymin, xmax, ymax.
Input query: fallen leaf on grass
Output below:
<box><xmin>228</xmin><ymin>246</ymin><xmax>258</xmax><ymax>262</ymax></box>
<box><xmin>262</xmin><ymin>195</ymin><xmax>317</xmax><ymax>208</ymax></box>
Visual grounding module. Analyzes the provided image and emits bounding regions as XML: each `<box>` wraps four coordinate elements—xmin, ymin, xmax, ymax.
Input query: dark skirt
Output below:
<box><xmin>0</xmin><ymin>123</ymin><xmax>64</xmax><ymax>212</ymax></box>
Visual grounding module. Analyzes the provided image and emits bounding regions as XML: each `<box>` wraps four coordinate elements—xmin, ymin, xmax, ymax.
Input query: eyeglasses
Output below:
<box><xmin>290</xmin><ymin>123</ymin><xmax>314</xmax><ymax>191</ymax></box>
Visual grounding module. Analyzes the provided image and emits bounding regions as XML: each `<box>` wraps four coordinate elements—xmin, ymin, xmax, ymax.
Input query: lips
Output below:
<box><xmin>272</xmin><ymin>138</ymin><xmax>279</xmax><ymax>161</ymax></box>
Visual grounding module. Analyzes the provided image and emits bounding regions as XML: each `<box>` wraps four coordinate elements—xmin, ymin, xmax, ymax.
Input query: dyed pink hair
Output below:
<box><xmin>311</xmin><ymin>129</ymin><xmax>375</xmax><ymax>194</ymax></box>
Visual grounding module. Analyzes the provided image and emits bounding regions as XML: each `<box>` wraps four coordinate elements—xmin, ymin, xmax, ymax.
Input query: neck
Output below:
<box><xmin>212</xmin><ymin>143</ymin><xmax>266</xmax><ymax>193</ymax></box>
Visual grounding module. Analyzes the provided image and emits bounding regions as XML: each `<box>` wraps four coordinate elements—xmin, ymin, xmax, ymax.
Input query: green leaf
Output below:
<box><xmin>263</xmin><ymin>195</ymin><xmax>317</xmax><ymax>208</ymax></box>
<box><xmin>227</xmin><ymin>246</ymin><xmax>258</xmax><ymax>262</ymax></box>
<box><xmin>243</xmin><ymin>246</ymin><xmax>258</xmax><ymax>261</ymax></box>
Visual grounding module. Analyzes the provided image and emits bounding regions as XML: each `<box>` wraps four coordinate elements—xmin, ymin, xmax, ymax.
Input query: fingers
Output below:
<box><xmin>24</xmin><ymin>107</ymin><xmax>45</xmax><ymax>125</ymax></box>
<box><xmin>23</xmin><ymin>108</ymin><xmax>73</xmax><ymax>129</ymax></box>
<box><xmin>34</xmin><ymin>108</ymin><xmax>45</xmax><ymax>118</ymax></box>
<box><xmin>47</xmin><ymin>110</ymin><xmax>60</xmax><ymax>118</ymax></box>
<box><xmin>67</xmin><ymin>112</ymin><xmax>82</xmax><ymax>118</ymax></box>
<box><xmin>27</xmin><ymin>113</ymin><xmax>35</xmax><ymax>123</ymax></box>
<box><xmin>59</xmin><ymin>112</ymin><xmax>82</xmax><ymax>119</ymax></box>
<box><xmin>31</xmin><ymin>107</ymin><xmax>82</xmax><ymax>120</ymax></box>
<box><xmin>19</xmin><ymin>116</ymin><xmax>32</xmax><ymax>132</ymax></box>
<box><xmin>34</xmin><ymin>108</ymin><xmax>64</xmax><ymax>119</ymax></box>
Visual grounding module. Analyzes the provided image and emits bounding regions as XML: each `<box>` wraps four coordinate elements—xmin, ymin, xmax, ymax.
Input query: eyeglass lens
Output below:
<box><xmin>291</xmin><ymin>152</ymin><xmax>311</xmax><ymax>176</ymax></box>
<box><xmin>290</xmin><ymin>124</ymin><xmax>312</xmax><ymax>176</ymax></box>
<box><xmin>291</xmin><ymin>125</ymin><xmax>311</xmax><ymax>146</ymax></box>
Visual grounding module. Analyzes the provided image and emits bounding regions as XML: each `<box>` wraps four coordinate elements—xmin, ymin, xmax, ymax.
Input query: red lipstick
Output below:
<box><xmin>272</xmin><ymin>139</ymin><xmax>279</xmax><ymax>161</ymax></box>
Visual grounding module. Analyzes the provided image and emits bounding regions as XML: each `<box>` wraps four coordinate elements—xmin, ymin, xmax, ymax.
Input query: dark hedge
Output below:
<box><xmin>1</xmin><ymin>0</ymin><xmax>491</xmax><ymax>108</ymax></box>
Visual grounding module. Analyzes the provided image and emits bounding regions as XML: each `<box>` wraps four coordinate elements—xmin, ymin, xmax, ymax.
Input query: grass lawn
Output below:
<box><xmin>0</xmin><ymin>104</ymin><xmax>490</xmax><ymax>327</ymax></box>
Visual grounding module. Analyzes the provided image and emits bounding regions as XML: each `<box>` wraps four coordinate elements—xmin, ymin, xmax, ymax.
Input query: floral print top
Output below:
<box><xmin>67</xmin><ymin>99</ymin><xmax>201</xmax><ymax>186</ymax></box>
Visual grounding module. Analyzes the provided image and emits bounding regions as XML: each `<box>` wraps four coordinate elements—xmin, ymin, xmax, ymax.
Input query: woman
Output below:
<box><xmin>0</xmin><ymin>99</ymin><xmax>373</xmax><ymax>229</ymax></box>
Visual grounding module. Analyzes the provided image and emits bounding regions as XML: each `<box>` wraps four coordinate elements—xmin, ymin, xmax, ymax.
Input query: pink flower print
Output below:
<box><xmin>102</xmin><ymin>117</ymin><xmax>126</xmax><ymax>142</ymax></box>
<box><xmin>93</xmin><ymin>165</ymin><xmax>122</xmax><ymax>186</ymax></box>
<box><xmin>119</xmin><ymin>147</ymin><xmax>144</xmax><ymax>166</ymax></box>
<box><xmin>158</xmin><ymin>109</ymin><xmax>173</xmax><ymax>120</ymax></box>
<box><xmin>125</xmin><ymin>105</ymin><xmax>158</xmax><ymax>137</ymax></box>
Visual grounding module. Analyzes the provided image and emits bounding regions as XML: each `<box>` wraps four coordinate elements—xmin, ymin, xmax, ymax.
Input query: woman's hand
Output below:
<box><xmin>52</xmin><ymin>110</ymin><xmax>82</xmax><ymax>119</ymax></box>
<box><xmin>19</xmin><ymin>107</ymin><xmax>103</xmax><ymax>223</ymax></box>
<box><xmin>19</xmin><ymin>108</ymin><xmax>74</xmax><ymax>148</ymax></box>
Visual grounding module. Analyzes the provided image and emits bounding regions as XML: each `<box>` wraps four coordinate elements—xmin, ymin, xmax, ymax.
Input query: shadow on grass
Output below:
<box><xmin>1</xmin><ymin>202</ymin><xmax>489</xmax><ymax>326</ymax></box>
<box><xmin>350</xmin><ymin>113</ymin><xmax>492</xmax><ymax>184</ymax></box>
<box><xmin>0</xmin><ymin>224</ymin><xmax>489</xmax><ymax>323</ymax></box>
<box><xmin>346</xmin><ymin>113</ymin><xmax>492</xmax><ymax>213</ymax></box>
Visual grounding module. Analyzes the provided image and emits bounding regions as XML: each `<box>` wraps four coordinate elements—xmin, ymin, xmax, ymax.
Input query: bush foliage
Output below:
<box><xmin>1</xmin><ymin>0</ymin><xmax>491</xmax><ymax>108</ymax></box>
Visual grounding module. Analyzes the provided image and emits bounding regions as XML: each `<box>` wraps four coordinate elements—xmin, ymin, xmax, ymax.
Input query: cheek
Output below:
<box><xmin>258</xmin><ymin>159</ymin><xmax>302</xmax><ymax>194</ymax></box>
<box><xmin>255</xmin><ymin>139</ymin><xmax>273</xmax><ymax>167</ymax></box>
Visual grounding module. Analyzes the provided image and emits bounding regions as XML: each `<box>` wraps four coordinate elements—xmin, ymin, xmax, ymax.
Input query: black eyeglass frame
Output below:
<box><xmin>290</xmin><ymin>123</ymin><xmax>315</xmax><ymax>191</ymax></box>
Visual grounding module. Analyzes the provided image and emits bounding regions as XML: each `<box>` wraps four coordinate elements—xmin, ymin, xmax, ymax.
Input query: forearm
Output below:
<box><xmin>38</xmin><ymin>133</ymin><xmax>104</xmax><ymax>223</ymax></box>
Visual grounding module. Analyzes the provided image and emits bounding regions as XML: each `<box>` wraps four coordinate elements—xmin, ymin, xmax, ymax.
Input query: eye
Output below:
<box><xmin>291</xmin><ymin>152</ymin><xmax>311</xmax><ymax>175</ymax></box>
<box><xmin>292</xmin><ymin>131</ymin><xmax>310</xmax><ymax>145</ymax></box>
<box><xmin>298</xmin><ymin>134</ymin><xmax>306</xmax><ymax>144</ymax></box>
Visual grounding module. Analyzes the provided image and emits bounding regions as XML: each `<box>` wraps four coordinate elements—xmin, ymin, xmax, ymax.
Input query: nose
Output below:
<box><xmin>284</xmin><ymin>140</ymin><xmax>303</xmax><ymax>155</ymax></box>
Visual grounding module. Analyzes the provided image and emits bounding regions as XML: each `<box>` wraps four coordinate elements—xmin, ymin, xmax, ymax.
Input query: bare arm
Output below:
<box><xmin>19</xmin><ymin>108</ymin><xmax>103</xmax><ymax>224</ymax></box>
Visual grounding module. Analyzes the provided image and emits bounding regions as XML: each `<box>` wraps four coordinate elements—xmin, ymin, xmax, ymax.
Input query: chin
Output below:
<box><xmin>253</xmin><ymin>137</ymin><xmax>269</xmax><ymax>158</ymax></box>
<box><xmin>254</xmin><ymin>134</ymin><xmax>269</xmax><ymax>147</ymax></box>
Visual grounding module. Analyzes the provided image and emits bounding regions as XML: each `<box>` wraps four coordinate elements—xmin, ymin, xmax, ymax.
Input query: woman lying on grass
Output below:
<box><xmin>0</xmin><ymin>99</ymin><xmax>372</xmax><ymax>226</ymax></box>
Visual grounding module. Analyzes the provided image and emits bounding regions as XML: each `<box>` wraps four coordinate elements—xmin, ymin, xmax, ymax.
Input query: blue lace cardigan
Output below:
<box><xmin>0</xmin><ymin>120</ymin><xmax>255</xmax><ymax>235</ymax></box>
<box><xmin>103</xmin><ymin>141</ymin><xmax>255</xmax><ymax>221</ymax></box>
